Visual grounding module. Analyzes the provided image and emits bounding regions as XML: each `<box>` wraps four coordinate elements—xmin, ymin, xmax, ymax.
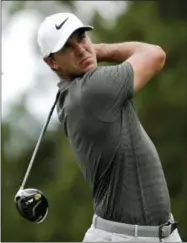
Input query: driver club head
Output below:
<box><xmin>14</xmin><ymin>188</ymin><xmax>48</xmax><ymax>223</ymax></box>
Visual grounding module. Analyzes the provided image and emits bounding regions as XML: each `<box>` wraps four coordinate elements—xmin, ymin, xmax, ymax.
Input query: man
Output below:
<box><xmin>37</xmin><ymin>12</ymin><xmax>182</xmax><ymax>242</ymax></box>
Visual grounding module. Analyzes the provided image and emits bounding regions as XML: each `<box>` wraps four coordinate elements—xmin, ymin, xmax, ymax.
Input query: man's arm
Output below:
<box><xmin>94</xmin><ymin>42</ymin><xmax>166</xmax><ymax>93</ymax></box>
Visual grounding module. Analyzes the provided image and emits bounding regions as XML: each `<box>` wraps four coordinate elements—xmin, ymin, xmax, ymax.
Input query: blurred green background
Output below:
<box><xmin>2</xmin><ymin>1</ymin><xmax>187</xmax><ymax>242</ymax></box>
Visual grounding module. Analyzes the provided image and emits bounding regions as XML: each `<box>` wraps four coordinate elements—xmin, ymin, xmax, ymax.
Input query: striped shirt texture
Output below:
<box><xmin>57</xmin><ymin>61</ymin><xmax>170</xmax><ymax>226</ymax></box>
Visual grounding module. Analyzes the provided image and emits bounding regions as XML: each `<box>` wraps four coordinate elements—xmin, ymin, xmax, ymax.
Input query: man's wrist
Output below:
<box><xmin>93</xmin><ymin>43</ymin><xmax>106</xmax><ymax>63</ymax></box>
<box><xmin>94</xmin><ymin>43</ymin><xmax>128</xmax><ymax>63</ymax></box>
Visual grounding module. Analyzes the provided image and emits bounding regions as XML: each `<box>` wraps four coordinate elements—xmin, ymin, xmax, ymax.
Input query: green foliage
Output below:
<box><xmin>2</xmin><ymin>0</ymin><xmax>186</xmax><ymax>242</ymax></box>
<box><xmin>6</xmin><ymin>1</ymin><xmax>27</xmax><ymax>15</ymax></box>
<box><xmin>3</xmin><ymin>0</ymin><xmax>76</xmax><ymax>16</ymax></box>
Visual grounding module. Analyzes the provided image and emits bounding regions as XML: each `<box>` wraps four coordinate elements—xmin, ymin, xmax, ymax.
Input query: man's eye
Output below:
<box><xmin>61</xmin><ymin>43</ymin><xmax>70</xmax><ymax>51</ymax></box>
<box><xmin>79</xmin><ymin>33</ymin><xmax>86</xmax><ymax>41</ymax></box>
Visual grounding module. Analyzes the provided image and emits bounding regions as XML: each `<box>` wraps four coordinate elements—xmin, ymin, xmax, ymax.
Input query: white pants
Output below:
<box><xmin>83</xmin><ymin>215</ymin><xmax>182</xmax><ymax>242</ymax></box>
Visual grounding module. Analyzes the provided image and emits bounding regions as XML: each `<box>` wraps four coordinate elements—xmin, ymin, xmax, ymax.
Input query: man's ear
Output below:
<box><xmin>43</xmin><ymin>56</ymin><xmax>58</xmax><ymax>70</ymax></box>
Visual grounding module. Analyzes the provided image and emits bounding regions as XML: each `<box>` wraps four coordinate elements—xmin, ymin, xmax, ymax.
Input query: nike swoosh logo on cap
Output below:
<box><xmin>55</xmin><ymin>17</ymin><xmax>69</xmax><ymax>30</ymax></box>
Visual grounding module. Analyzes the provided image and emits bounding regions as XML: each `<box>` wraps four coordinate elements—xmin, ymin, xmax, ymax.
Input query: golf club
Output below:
<box><xmin>14</xmin><ymin>90</ymin><xmax>60</xmax><ymax>223</ymax></box>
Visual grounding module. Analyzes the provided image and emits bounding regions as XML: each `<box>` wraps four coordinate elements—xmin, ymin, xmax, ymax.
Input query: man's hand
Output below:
<box><xmin>93</xmin><ymin>44</ymin><xmax>103</xmax><ymax>63</ymax></box>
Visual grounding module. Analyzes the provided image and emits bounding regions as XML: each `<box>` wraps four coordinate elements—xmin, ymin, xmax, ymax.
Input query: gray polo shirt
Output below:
<box><xmin>57</xmin><ymin>61</ymin><xmax>171</xmax><ymax>226</ymax></box>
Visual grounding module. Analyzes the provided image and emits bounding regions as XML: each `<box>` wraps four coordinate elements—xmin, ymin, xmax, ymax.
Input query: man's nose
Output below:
<box><xmin>74</xmin><ymin>43</ymin><xmax>85</xmax><ymax>56</ymax></box>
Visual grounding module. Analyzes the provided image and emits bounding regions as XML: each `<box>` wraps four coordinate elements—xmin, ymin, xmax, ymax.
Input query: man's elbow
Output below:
<box><xmin>152</xmin><ymin>46</ymin><xmax>166</xmax><ymax>71</ymax></box>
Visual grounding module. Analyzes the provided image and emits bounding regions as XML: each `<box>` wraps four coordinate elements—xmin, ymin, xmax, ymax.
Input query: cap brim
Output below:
<box><xmin>51</xmin><ymin>25</ymin><xmax>93</xmax><ymax>54</ymax></box>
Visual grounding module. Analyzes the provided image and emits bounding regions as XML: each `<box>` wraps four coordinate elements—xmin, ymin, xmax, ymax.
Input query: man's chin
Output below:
<box><xmin>73</xmin><ymin>63</ymin><xmax>97</xmax><ymax>78</ymax></box>
<box><xmin>84</xmin><ymin>63</ymin><xmax>97</xmax><ymax>72</ymax></box>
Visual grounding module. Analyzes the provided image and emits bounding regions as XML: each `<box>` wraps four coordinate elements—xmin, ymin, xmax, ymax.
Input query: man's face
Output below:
<box><xmin>46</xmin><ymin>29</ymin><xmax>97</xmax><ymax>79</ymax></box>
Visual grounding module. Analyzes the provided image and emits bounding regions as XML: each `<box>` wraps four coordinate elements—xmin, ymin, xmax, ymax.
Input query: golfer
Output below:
<box><xmin>37</xmin><ymin>12</ymin><xmax>182</xmax><ymax>242</ymax></box>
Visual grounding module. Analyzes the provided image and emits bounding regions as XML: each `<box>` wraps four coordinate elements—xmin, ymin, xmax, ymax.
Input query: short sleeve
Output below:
<box><xmin>81</xmin><ymin>61</ymin><xmax>134</xmax><ymax>122</ymax></box>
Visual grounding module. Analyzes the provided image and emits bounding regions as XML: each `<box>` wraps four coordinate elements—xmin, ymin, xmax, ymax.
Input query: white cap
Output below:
<box><xmin>37</xmin><ymin>13</ymin><xmax>93</xmax><ymax>57</ymax></box>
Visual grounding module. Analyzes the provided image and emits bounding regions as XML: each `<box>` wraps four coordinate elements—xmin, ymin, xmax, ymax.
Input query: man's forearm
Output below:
<box><xmin>94</xmin><ymin>42</ymin><xmax>162</xmax><ymax>63</ymax></box>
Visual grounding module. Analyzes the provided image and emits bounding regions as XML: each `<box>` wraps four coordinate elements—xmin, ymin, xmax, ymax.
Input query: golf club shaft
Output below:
<box><xmin>20</xmin><ymin>91</ymin><xmax>60</xmax><ymax>189</ymax></box>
